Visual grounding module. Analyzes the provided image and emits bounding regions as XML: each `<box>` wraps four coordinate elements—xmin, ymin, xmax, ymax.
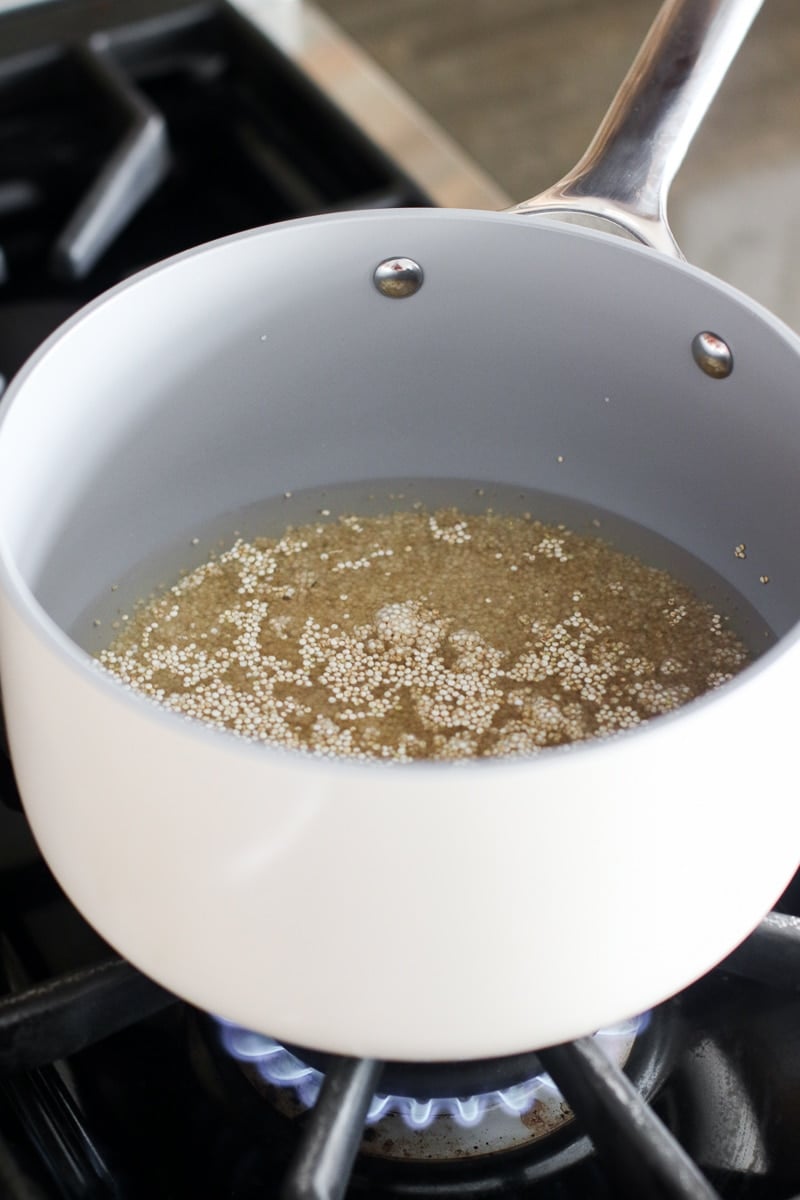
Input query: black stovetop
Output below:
<box><xmin>0</xmin><ymin>2</ymin><xmax>799</xmax><ymax>1198</ymax></box>
<box><xmin>0</xmin><ymin>0</ymin><xmax>429</xmax><ymax>387</ymax></box>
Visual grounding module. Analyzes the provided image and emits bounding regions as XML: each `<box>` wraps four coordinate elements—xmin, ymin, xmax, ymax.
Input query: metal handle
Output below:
<box><xmin>510</xmin><ymin>0</ymin><xmax>763</xmax><ymax>257</ymax></box>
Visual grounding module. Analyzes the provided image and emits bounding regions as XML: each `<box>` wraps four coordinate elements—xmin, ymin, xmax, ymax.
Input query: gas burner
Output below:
<box><xmin>215</xmin><ymin>1013</ymin><xmax>652</xmax><ymax>1164</ymax></box>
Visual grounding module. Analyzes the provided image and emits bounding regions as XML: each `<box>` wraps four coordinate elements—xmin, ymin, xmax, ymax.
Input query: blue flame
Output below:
<box><xmin>217</xmin><ymin>1015</ymin><xmax>643</xmax><ymax>1132</ymax></box>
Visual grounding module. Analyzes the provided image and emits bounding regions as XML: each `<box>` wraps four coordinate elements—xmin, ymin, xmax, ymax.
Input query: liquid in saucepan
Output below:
<box><xmin>86</xmin><ymin>480</ymin><xmax>768</xmax><ymax>761</ymax></box>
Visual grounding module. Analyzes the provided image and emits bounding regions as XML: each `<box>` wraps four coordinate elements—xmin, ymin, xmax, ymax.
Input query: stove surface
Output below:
<box><xmin>0</xmin><ymin>0</ymin><xmax>438</xmax><ymax>387</ymax></box>
<box><xmin>0</xmin><ymin>2</ymin><xmax>799</xmax><ymax>1198</ymax></box>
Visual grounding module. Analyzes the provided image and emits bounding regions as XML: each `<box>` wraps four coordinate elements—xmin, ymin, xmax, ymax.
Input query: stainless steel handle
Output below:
<box><xmin>510</xmin><ymin>0</ymin><xmax>764</xmax><ymax>257</ymax></box>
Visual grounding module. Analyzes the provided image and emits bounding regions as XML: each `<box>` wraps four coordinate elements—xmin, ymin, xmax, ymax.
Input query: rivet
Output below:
<box><xmin>373</xmin><ymin>257</ymin><xmax>424</xmax><ymax>298</ymax></box>
<box><xmin>692</xmin><ymin>331</ymin><xmax>733</xmax><ymax>379</ymax></box>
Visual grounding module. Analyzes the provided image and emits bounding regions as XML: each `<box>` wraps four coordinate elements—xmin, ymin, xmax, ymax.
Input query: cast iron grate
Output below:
<box><xmin>0</xmin><ymin>0</ymin><xmax>430</xmax><ymax>384</ymax></box>
<box><xmin>275</xmin><ymin>911</ymin><xmax>800</xmax><ymax>1200</ymax></box>
<box><xmin>1</xmin><ymin>878</ymin><xmax>799</xmax><ymax>1199</ymax></box>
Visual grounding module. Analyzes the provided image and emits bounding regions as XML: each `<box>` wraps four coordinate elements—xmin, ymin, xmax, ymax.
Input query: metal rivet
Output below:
<box><xmin>373</xmin><ymin>257</ymin><xmax>424</xmax><ymax>298</ymax></box>
<box><xmin>692</xmin><ymin>331</ymin><xmax>733</xmax><ymax>378</ymax></box>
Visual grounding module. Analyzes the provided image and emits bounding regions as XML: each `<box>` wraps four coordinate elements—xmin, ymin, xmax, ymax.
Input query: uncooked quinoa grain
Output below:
<box><xmin>98</xmin><ymin>508</ymin><xmax>749</xmax><ymax>760</ymax></box>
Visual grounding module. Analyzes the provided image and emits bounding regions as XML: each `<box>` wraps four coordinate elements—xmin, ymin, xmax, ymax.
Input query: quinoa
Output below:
<box><xmin>98</xmin><ymin>507</ymin><xmax>750</xmax><ymax>761</ymax></box>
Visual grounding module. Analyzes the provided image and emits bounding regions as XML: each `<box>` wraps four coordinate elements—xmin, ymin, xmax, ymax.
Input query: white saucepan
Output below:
<box><xmin>0</xmin><ymin>0</ymin><xmax>797</xmax><ymax>1062</ymax></box>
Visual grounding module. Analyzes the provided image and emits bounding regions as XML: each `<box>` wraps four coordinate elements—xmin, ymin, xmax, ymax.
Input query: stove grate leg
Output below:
<box><xmin>718</xmin><ymin>911</ymin><xmax>800</xmax><ymax>990</ymax></box>
<box><xmin>280</xmin><ymin>1056</ymin><xmax>382</xmax><ymax>1200</ymax></box>
<box><xmin>538</xmin><ymin>1035</ymin><xmax>721</xmax><ymax>1200</ymax></box>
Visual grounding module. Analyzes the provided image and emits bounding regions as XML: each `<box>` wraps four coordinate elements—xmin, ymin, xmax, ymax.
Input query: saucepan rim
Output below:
<box><xmin>1</xmin><ymin>207</ymin><xmax>799</xmax><ymax>781</ymax></box>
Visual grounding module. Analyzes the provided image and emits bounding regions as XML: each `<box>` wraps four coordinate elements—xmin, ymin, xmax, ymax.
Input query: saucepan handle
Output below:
<box><xmin>509</xmin><ymin>0</ymin><xmax>763</xmax><ymax>258</ymax></box>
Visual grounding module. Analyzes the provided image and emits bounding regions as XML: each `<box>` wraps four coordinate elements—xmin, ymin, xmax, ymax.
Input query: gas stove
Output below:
<box><xmin>0</xmin><ymin>1</ymin><xmax>799</xmax><ymax>1198</ymax></box>
<box><xmin>2</xmin><ymin>800</ymin><xmax>799</xmax><ymax>1200</ymax></box>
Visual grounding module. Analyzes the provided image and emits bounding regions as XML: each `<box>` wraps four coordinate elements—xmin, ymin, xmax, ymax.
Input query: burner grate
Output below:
<box><xmin>277</xmin><ymin>912</ymin><xmax>800</xmax><ymax>1200</ymax></box>
<box><xmin>0</xmin><ymin>41</ymin><xmax>169</xmax><ymax>289</ymax></box>
<box><xmin>0</xmin><ymin>0</ymin><xmax>430</xmax><ymax>384</ymax></box>
<box><xmin>1</xmin><ymin>841</ymin><xmax>799</xmax><ymax>1198</ymax></box>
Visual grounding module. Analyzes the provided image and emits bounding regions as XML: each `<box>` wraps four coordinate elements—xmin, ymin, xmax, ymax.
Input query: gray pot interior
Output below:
<box><xmin>3</xmin><ymin>211</ymin><xmax>800</xmax><ymax>656</ymax></box>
